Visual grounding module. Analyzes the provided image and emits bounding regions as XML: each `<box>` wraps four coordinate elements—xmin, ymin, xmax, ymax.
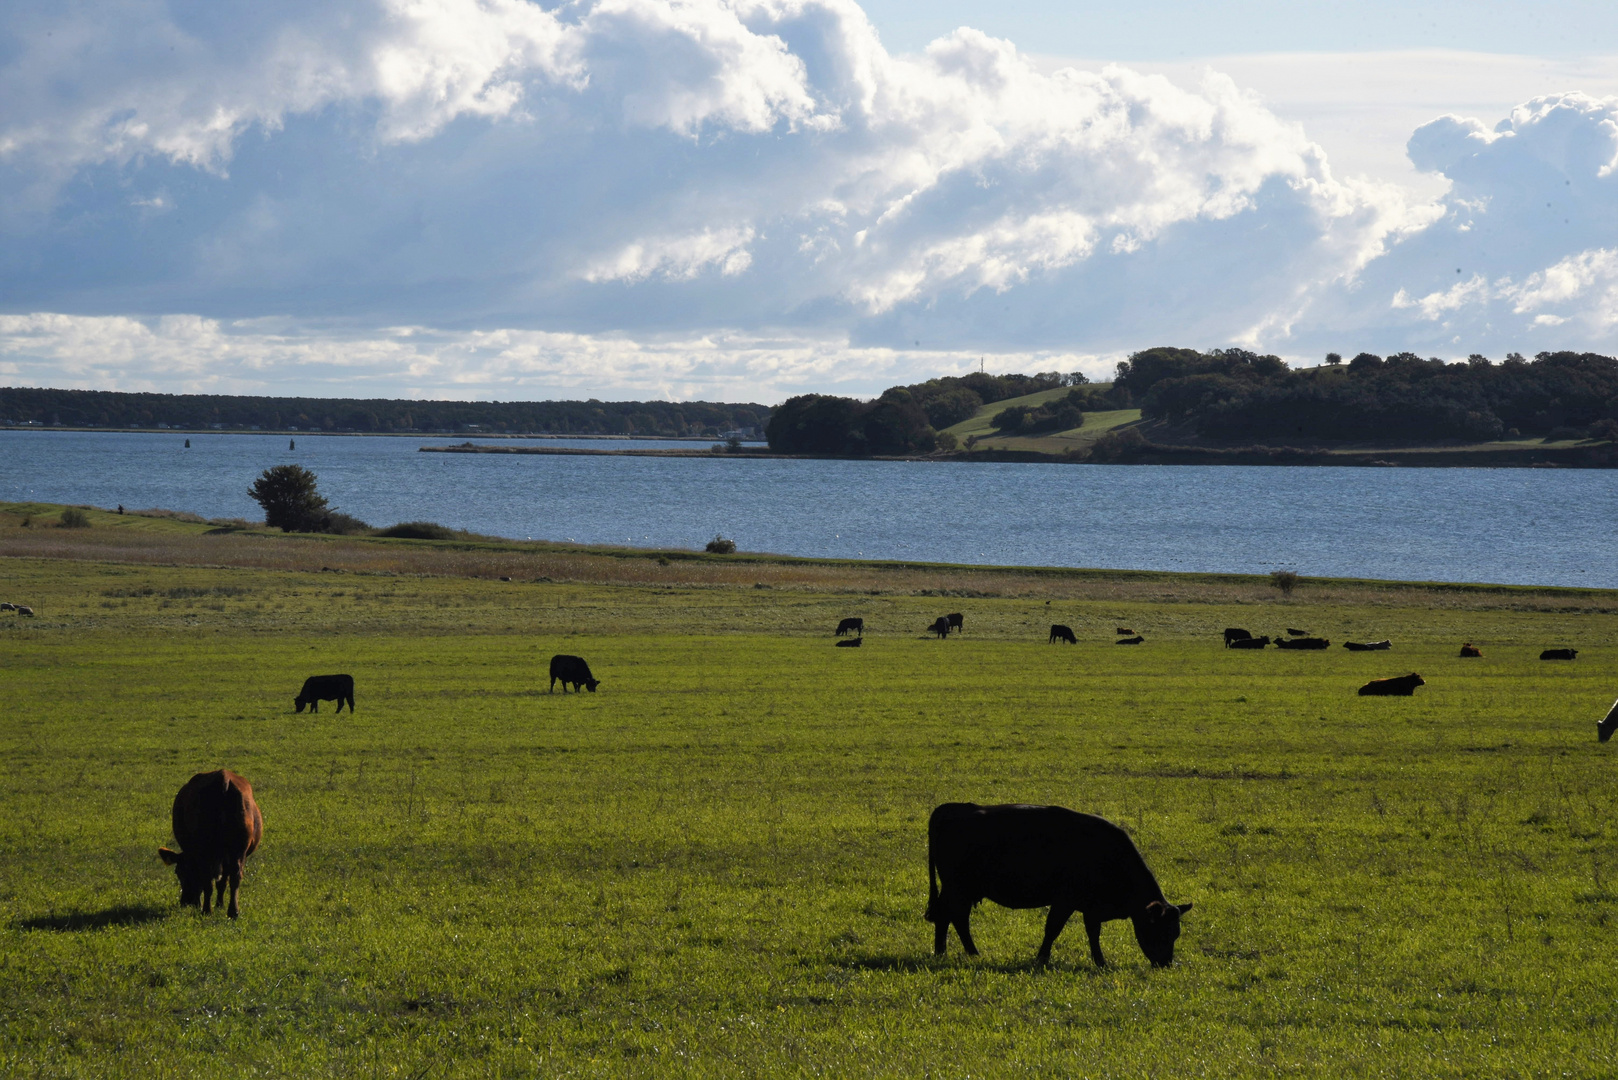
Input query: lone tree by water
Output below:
<box><xmin>248</xmin><ymin>464</ymin><xmax>329</xmax><ymax>532</ymax></box>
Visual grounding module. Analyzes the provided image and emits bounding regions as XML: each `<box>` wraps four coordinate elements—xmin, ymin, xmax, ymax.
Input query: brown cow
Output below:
<box><xmin>1459</xmin><ymin>643</ymin><xmax>1482</xmax><ymax>658</ymax></box>
<box><xmin>158</xmin><ymin>769</ymin><xmax>263</xmax><ymax>919</ymax></box>
<box><xmin>1358</xmin><ymin>673</ymin><xmax>1425</xmax><ymax>696</ymax></box>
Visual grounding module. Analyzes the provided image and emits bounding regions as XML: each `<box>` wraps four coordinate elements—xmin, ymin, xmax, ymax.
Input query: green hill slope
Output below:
<box><xmin>943</xmin><ymin>384</ymin><xmax>1141</xmax><ymax>453</ymax></box>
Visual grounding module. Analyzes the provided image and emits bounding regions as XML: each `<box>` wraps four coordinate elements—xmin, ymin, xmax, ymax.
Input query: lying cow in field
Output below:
<box><xmin>1115</xmin><ymin>635</ymin><xmax>1144</xmax><ymax>645</ymax></box>
<box><xmin>1227</xmin><ymin>635</ymin><xmax>1270</xmax><ymax>649</ymax></box>
<box><xmin>836</xmin><ymin>617</ymin><xmax>864</xmax><ymax>638</ymax></box>
<box><xmin>836</xmin><ymin>637</ymin><xmax>862</xmax><ymax>648</ymax></box>
<box><xmin>1358</xmin><ymin>673</ymin><xmax>1425</xmax><ymax>696</ymax></box>
<box><xmin>929</xmin><ymin>617</ymin><xmax>952</xmax><ymax>639</ymax></box>
<box><xmin>1600</xmin><ymin>698</ymin><xmax>1618</xmax><ymax>743</ymax></box>
<box><xmin>1343</xmin><ymin>640</ymin><xmax>1392</xmax><ymax>652</ymax></box>
<box><xmin>927</xmin><ymin>802</ymin><xmax>1192</xmax><ymax>966</ymax></box>
<box><xmin>1276</xmin><ymin>636</ymin><xmax>1329</xmax><ymax>650</ymax></box>
<box><xmin>1223</xmin><ymin>628</ymin><xmax>1252</xmax><ymax>646</ymax></box>
<box><xmin>549</xmin><ymin>654</ymin><xmax>599</xmax><ymax>692</ymax></box>
<box><xmin>158</xmin><ymin>769</ymin><xmax>263</xmax><ymax>919</ymax></box>
<box><xmin>1541</xmin><ymin>648</ymin><xmax>1578</xmax><ymax>661</ymax></box>
<box><xmin>294</xmin><ymin>674</ymin><xmax>354</xmax><ymax>714</ymax></box>
<box><xmin>1459</xmin><ymin>643</ymin><xmax>1482</xmax><ymax>658</ymax></box>
<box><xmin>1116</xmin><ymin>627</ymin><xmax>1135</xmax><ymax>635</ymax></box>
<box><xmin>1049</xmin><ymin>624</ymin><xmax>1078</xmax><ymax>645</ymax></box>
<box><xmin>947</xmin><ymin>613</ymin><xmax>964</xmax><ymax>634</ymax></box>
<box><xmin>1286</xmin><ymin>628</ymin><xmax>1309</xmax><ymax>637</ymax></box>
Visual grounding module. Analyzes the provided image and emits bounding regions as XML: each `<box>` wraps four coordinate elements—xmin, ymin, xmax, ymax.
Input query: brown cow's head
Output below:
<box><xmin>158</xmin><ymin>847</ymin><xmax>217</xmax><ymax>909</ymax></box>
<box><xmin>1132</xmin><ymin>900</ymin><xmax>1193</xmax><ymax>967</ymax></box>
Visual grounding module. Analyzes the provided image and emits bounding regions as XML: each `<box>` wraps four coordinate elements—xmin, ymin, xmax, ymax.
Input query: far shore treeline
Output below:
<box><xmin>0</xmin><ymin>388</ymin><xmax>769</xmax><ymax>438</ymax></box>
<box><xmin>766</xmin><ymin>348</ymin><xmax>1618</xmax><ymax>455</ymax></box>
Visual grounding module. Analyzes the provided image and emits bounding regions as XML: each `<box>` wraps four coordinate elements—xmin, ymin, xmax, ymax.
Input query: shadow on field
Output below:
<box><xmin>843</xmin><ymin>952</ymin><xmax>1075</xmax><ymax>975</ymax></box>
<box><xmin>17</xmin><ymin>902</ymin><xmax>169</xmax><ymax>932</ymax></box>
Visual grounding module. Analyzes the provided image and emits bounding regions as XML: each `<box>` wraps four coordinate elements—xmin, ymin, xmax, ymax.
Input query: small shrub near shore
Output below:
<box><xmin>57</xmin><ymin>508</ymin><xmax>91</xmax><ymax>529</ymax></box>
<box><xmin>376</xmin><ymin>521</ymin><xmax>457</xmax><ymax>540</ymax></box>
<box><xmin>705</xmin><ymin>535</ymin><xmax>738</xmax><ymax>554</ymax></box>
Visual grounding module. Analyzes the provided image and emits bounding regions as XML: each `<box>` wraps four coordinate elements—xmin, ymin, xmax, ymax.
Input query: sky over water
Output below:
<box><xmin>2</xmin><ymin>0</ymin><xmax>1616</xmax><ymax>402</ymax></box>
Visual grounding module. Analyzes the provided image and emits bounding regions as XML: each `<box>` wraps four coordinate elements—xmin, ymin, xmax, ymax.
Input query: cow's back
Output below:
<box><xmin>930</xmin><ymin>803</ymin><xmax>1156</xmax><ymax>915</ymax></box>
<box><xmin>173</xmin><ymin>769</ymin><xmax>261</xmax><ymax>859</ymax></box>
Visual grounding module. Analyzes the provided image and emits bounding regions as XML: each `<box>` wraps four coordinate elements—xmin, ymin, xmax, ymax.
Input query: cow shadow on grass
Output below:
<box><xmin>16</xmin><ymin>902</ymin><xmax>170</xmax><ymax>932</ymax></box>
<box><xmin>842</xmin><ymin>952</ymin><xmax>1098</xmax><ymax>976</ymax></box>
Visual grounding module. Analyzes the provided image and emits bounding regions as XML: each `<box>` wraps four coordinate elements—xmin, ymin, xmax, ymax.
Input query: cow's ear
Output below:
<box><xmin>158</xmin><ymin>847</ymin><xmax>180</xmax><ymax>865</ymax></box>
<box><xmin>1176</xmin><ymin>902</ymin><xmax>1193</xmax><ymax>915</ymax></box>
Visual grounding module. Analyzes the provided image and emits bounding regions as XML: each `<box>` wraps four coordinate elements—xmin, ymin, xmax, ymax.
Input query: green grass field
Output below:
<box><xmin>3</xmin><ymin>511</ymin><xmax>1617</xmax><ymax>1077</ymax></box>
<box><xmin>941</xmin><ymin>386</ymin><xmax>1143</xmax><ymax>454</ymax></box>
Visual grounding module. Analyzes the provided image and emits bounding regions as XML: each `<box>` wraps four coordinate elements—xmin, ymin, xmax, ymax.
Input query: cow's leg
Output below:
<box><xmin>951</xmin><ymin>904</ymin><xmax>979</xmax><ymax>956</ymax></box>
<box><xmin>200</xmin><ymin>880</ymin><xmax>213</xmax><ymax>915</ymax></box>
<box><xmin>215</xmin><ymin>876</ymin><xmax>227</xmax><ymax>913</ymax></box>
<box><xmin>1037</xmin><ymin>905</ymin><xmax>1074</xmax><ymax>965</ymax></box>
<box><xmin>226</xmin><ymin>864</ymin><xmax>243</xmax><ymax>919</ymax></box>
<box><xmin>933</xmin><ymin>907</ymin><xmax>950</xmax><ymax>955</ymax></box>
<box><xmin>1083</xmin><ymin>912</ymin><xmax>1107</xmax><ymax>967</ymax></box>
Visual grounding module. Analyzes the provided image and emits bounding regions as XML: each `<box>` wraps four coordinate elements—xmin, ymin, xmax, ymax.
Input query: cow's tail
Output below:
<box><xmin>925</xmin><ymin>840</ymin><xmax>940</xmax><ymax>924</ymax></box>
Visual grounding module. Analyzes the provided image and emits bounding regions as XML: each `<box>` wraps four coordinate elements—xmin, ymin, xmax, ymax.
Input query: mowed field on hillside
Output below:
<box><xmin>2</xmin><ymin>508</ymin><xmax>1617</xmax><ymax>1077</ymax></box>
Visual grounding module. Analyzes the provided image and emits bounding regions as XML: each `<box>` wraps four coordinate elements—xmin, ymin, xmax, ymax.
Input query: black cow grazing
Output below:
<box><xmin>947</xmin><ymin>613</ymin><xmax>964</xmax><ymax>634</ymax></box>
<box><xmin>1223</xmin><ymin>628</ymin><xmax>1252</xmax><ymax>646</ymax></box>
<box><xmin>929</xmin><ymin>617</ymin><xmax>952</xmax><ymax>639</ymax></box>
<box><xmin>0</xmin><ymin>602</ymin><xmax>14</xmax><ymax>611</ymax></box>
<box><xmin>16</xmin><ymin>606</ymin><xmax>34</xmax><ymax>616</ymax></box>
<box><xmin>1276</xmin><ymin>636</ymin><xmax>1329</xmax><ymax>650</ymax></box>
<box><xmin>1343</xmin><ymin>640</ymin><xmax>1392</xmax><ymax>652</ymax></box>
<box><xmin>1286</xmin><ymin>628</ymin><xmax>1309</xmax><ymax>637</ymax></box>
<box><xmin>1599</xmin><ymin>698</ymin><xmax>1618</xmax><ymax>743</ymax></box>
<box><xmin>1049</xmin><ymin>624</ymin><xmax>1078</xmax><ymax>645</ymax></box>
<box><xmin>835</xmin><ymin>637</ymin><xmax>863</xmax><ymax>648</ymax></box>
<box><xmin>294</xmin><ymin>674</ymin><xmax>354</xmax><ymax>714</ymax></box>
<box><xmin>1115</xmin><ymin>635</ymin><xmax>1144</xmax><ymax>645</ymax></box>
<box><xmin>1358</xmin><ymin>673</ymin><xmax>1426</xmax><ymax>696</ymax></box>
<box><xmin>927</xmin><ymin>803</ymin><xmax>1192</xmax><ymax>966</ymax></box>
<box><xmin>549</xmin><ymin>654</ymin><xmax>600</xmax><ymax>693</ymax></box>
<box><xmin>1459</xmin><ymin>643</ymin><xmax>1482</xmax><ymax>658</ymax></box>
<box><xmin>1227</xmin><ymin>635</ymin><xmax>1270</xmax><ymax>649</ymax></box>
<box><xmin>158</xmin><ymin>769</ymin><xmax>263</xmax><ymax>919</ymax></box>
<box><xmin>1115</xmin><ymin>627</ymin><xmax>1135</xmax><ymax>635</ymax></box>
<box><xmin>1541</xmin><ymin>648</ymin><xmax>1578</xmax><ymax>661</ymax></box>
<box><xmin>835</xmin><ymin>617</ymin><xmax>864</xmax><ymax>638</ymax></box>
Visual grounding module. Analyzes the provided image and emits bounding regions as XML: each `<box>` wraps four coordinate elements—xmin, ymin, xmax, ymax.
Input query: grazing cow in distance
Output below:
<box><xmin>1358</xmin><ymin>673</ymin><xmax>1426</xmax><ymax>696</ymax></box>
<box><xmin>1116</xmin><ymin>627</ymin><xmax>1135</xmax><ymax>635</ymax></box>
<box><xmin>1224</xmin><ymin>628</ymin><xmax>1252</xmax><ymax>646</ymax></box>
<box><xmin>1286</xmin><ymin>628</ymin><xmax>1309</xmax><ymax>637</ymax></box>
<box><xmin>836</xmin><ymin>617</ymin><xmax>864</xmax><ymax>638</ymax></box>
<box><xmin>1050</xmin><ymin>624</ymin><xmax>1078</xmax><ymax>645</ymax></box>
<box><xmin>549</xmin><ymin>654</ymin><xmax>599</xmax><ymax>693</ymax></box>
<box><xmin>16</xmin><ymin>606</ymin><xmax>34</xmax><ymax>616</ymax></box>
<box><xmin>1228</xmin><ymin>636</ymin><xmax>1270</xmax><ymax>649</ymax></box>
<box><xmin>1599</xmin><ymin>698</ymin><xmax>1618</xmax><ymax>743</ymax></box>
<box><xmin>947</xmin><ymin>613</ymin><xmax>964</xmax><ymax>634</ymax></box>
<box><xmin>1343</xmin><ymin>640</ymin><xmax>1392</xmax><ymax>652</ymax></box>
<box><xmin>1541</xmin><ymin>648</ymin><xmax>1578</xmax><ymax>661</ymax></box>
<box><xmin>0</xmin><ymin>602</ymin><xmax>14</xmax><ymax>611</ymax></box>
<box><xmin>1459</xmin><ymin>643</ymin><xmax>1482</xmax><ymax>658</ymax></box>
<box><xmin>927</xmin><ymin>802</ymin><xmax>1192</xmax><ymax>966</ymax></box>
<box><xmin>1276</xmin><ymin>636</ymin><xmax>1329</xmax><ymax>650</ymax></box>
<box><xmin>929</xmin><ymin>617</ymin><xmax>952</xmax><ymax>639</ymax></box>
<box><xmin>158</xmin><ymin>769</ymin><xmax>263</xmax><ymax>919</ymax></box>
<box><xmin>294</xmin><ymin>674</ymin><xmax>354</xmax><ymax>714</ymax></box>
<box><xmin>1115</xmin><ymin>635</ymin><xmax>1144</xmax><ymax>645</ymax></box>
<box><xmin>836</xmin><ymin>637</ymin><xmax>862</xmax><ymax>648</ymax></box>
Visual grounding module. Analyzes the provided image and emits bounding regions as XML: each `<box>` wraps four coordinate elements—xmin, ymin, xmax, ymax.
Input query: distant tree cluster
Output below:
<box><xmin>1119</xmin><ymin>347</ymin><xmax>1618</xmax><ymax>444</ymax></box>
<box><xmin>765</xmin><ymin>370</ymin><xmax>1100</xmax><ymax>456</ymax></box>
<box><xmin>0</xmin><ymin>387</ymin><xmax>769</xmax><ymax>438</ymax></box>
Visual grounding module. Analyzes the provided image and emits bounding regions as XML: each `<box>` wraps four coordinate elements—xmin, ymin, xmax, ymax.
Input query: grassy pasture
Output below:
<box><xmin>2</xmin><ymin>525</ymin><xmax>1618</xmax><ymax>1077</ymax></box>
<box><xmin>940</xmin><ymin>386</ymin><xmax>1144</xmax><ymax>454</ymax></box>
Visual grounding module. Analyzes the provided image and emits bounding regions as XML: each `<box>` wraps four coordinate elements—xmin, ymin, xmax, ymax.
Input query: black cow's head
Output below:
<box><xmin>584</xmin><ymin>678</ymin><xmax>600</xmax><ymax>692</ymax></box>
<box><xmin>1132</xmin><ymin>900</ymin><xmax>1193</xmax><ymax>967</ymax></box>
<box><xmin>293</xmin><ymin>697</ymin><xmax>308</xmax><ymax>713</ymax></box>
<box><xmin>158</xmin><ymin>847</ymin><xmax>218</xmax><ymax>909</ymax></box>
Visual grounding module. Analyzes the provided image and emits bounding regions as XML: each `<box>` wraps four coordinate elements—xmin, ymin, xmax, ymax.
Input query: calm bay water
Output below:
<box><xmin>2</xmin><ymin>430</ymin><xmax>1614</xmax><ymax>588</ymax></box>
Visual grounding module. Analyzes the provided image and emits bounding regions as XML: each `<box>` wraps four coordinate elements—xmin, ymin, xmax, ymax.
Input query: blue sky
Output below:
<box><xmin>1</xmin><ymin>0</ymin><xmax>1615</xmax><ymax>403</ymax></box>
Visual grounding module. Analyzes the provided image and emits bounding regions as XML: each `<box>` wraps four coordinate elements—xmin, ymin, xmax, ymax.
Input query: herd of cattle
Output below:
<box><xmin>2</xmin><ymin>601</ymin><xmax>35</xmax><ymax>615</ymax></box>
<box><xmin>150</xmin><ymin>615</ymin><xmax>1610</xmax><ymax>971</ymax></box>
